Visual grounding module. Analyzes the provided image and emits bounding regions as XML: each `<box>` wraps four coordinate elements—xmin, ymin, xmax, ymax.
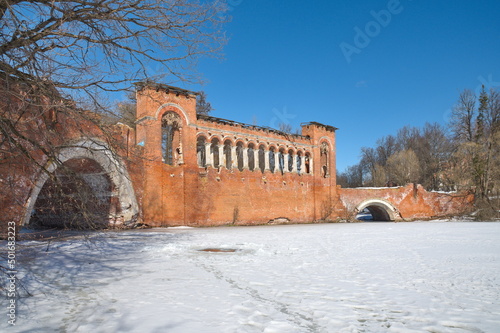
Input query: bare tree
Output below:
<box><xmin>337</xmin><ymin>164</ymin><xmax>363</xmax><ymax>188</ymax></box>
<box><xmin>0</xmin><ymin>0</ymin><xmax>228</xmax><ymax>230</ymax></box>
<box><xmin>450</xmin><ymin>89</ymin><xmax>476</xmax><ymax>142</ymax></box>
<box><xmin>196</xmin><ymin>91</ymin><xmax>212</xmax><ymax>115</ymax></box>
<box><xmin>386</xmin><ymin>149</ymin><xmax>421</xmax><ymax>186</ymax></box>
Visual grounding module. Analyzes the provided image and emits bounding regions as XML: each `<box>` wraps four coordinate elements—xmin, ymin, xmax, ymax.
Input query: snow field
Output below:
<box><xmin>2</xmin><ymin>221</ymin><xmax>500</xmax><ymax>332</ymax></box>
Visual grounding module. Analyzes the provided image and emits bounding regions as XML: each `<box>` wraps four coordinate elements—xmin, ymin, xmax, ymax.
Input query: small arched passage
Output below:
<box><xmin>24</xmin><ymin>139</ymin><xmax>139</xmax><ymax>228</ymax></box>
<box><xmin>355</xmin><ymin>199</ymin><xmax>399</xmax><ymax>222</ymax></box>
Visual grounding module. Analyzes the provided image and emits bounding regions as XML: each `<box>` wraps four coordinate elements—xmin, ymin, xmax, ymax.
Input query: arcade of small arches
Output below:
<box><xmin>159</xmin><ymin>110</ymin><xmax>332</xmax><ymax>176</ymax></box>
<box><xmin>194</xmin><ymin>135</ymin><xmax>331</xmax><ymax>177</ymax></box>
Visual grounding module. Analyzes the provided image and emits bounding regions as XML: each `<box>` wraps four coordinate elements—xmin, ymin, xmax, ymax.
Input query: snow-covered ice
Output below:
<box><xmin>2</xmin><ymin>221</ymin><xmax>500</xmax><ymax>332</ymax></box>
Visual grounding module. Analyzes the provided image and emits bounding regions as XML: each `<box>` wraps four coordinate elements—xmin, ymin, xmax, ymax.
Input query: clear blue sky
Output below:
<box><xmin>187</xmin><ymin>0</ymin><xmax>500</xmax><ymax>172</ymax></box>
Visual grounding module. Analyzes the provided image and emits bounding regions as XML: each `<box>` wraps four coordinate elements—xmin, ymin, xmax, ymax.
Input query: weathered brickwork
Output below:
<box><xmin>135</xmin><ymin>83</ymin><xmax>337</xmax><ymax>226</ymax></box>
<box><xmin>0</xmin><ymin>82</ymin><xmax>474</xmax><ymax>234</ymax></box>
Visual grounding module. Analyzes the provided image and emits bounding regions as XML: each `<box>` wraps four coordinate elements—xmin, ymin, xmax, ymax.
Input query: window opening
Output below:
<box><xmin>287</xmin><ymin>149</ymin><xmax>294</xmax><ymax>172</ymax></box>
<box><xmin>278</xmin><ymin>148</ymin><xmax>285</xmax><ymax>175</ymax></box>
<box><xmin>224</xmin><ymin>140</ymin><xmax>232</xmax><ymax>169</ymax></box>
<box><xmin>211</xmin><ymin>138</ymin><xmax>220</xmax><ymax>168</ymax></box>
<box><xmin>161</xmin><ymin>112</ymin><xmax>181</xmax><ymax>165</ymax></box>
<box><xmin>269</xmin><ymin>147</ymin><xmax>276</xmax><ymax>173</ymax></box>
<box><xmin>248</xmin><ymin>143</ymin><xmax>255</xmax><ymax>171</ymax></box>
<box><xmin>320</xmin><ymin>142</ymin><xmax>329</xmax><ymax>178</ymax></box>
<box><xmin>258</xmin><ymin>145</ymin><xmax>266</xmax><ymax>173</ymax></box>
<box><xmin>197</xmin><ymin>136</ymin><xmax>206</xmax><ymax>167</ymax></box>
<box><xmin>236</xmin><ymin>142</ymin><xmax>244</xmax><ymax>171</ymax></box>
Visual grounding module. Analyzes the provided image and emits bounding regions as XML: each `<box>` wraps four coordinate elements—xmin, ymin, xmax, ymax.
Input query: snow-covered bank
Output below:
<box><xmin>2</xmin><ymin>222</ymin><xmax>500</xmax><ymax>332</ymax></box>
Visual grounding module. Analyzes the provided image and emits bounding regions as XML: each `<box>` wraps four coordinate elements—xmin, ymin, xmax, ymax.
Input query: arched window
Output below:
<box><xmin>161</xmin><ymin>112</ymin><xmax>181</xmax><ymax>165</ymax></box>
<box><xmin>278</xmin><ymin>148</ymin><xmax>285</xmax><ymax>175</ymax></box>
<box><xmin>223</xmin><ymin>140</ymin><xmax>232</xmax><ymax>170</ymax></box>
<box><xmin>269</xmin><ymin>147</ymin><xmax>276</xmax><ymax>173</ymax></box>
<box><xmin>197</xmin><ymin>136</ymin><xmax>206</xmax><ymax>167</ymax></box>
<box><xmin>305</xmin><ymin>153</ymin><xmax>311</xmax><ymax>174</ymax></box>
<box><xmin>211</xmin><ymin>138</ymin><xmax>220</xmax><ymax>168</ymax></box>
<box><xmin>297</xmin><ymin>151</ymin><xmax>303</xmax><ymax>174</ymax></box>
<box><xmin>258</xmin><ymin>145</ymin><xmax>266</xmax><ymax>173</ymax></box>
<box><xmin>320</xmin><ymin>142</ymin><xmax>329</xmax><ymax>178</ymax></box>
<box><xmin>287</xmin><ymin>149</ymin><xmax>294</xmax><ymax>172</ymax></box>
<box><xmin>247</xmin><ymin>143</ymin><xmax>255</xmax><ymax>171</ymax></box>
<box><xmin>236</xmin><ymin>142</ymin><xmax>244</xmax><ymax>172</ymax></box>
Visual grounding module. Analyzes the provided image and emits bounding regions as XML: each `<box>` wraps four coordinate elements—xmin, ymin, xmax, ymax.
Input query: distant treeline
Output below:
<box><xmin>338</xmin><ymin>86</ymin><xmax>500</xmax><ymax>219</ymax></box>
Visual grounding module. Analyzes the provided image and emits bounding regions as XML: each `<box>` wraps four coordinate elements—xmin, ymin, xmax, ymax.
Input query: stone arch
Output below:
<box><xmin>154</xmin><ymin>103</ymin><xmax>190</xmax><ymax>125</ymax></box>
<box><xmin>23</xmin><ymin>139</ymin><xmax>139</xmax><ymax>227</ymax></box>
<box><xmin>355</xmin><ymin>199</ymin><xmax>399</xmax><ymax>222</ymax></box>
<box><xmin>208</xmin><ymin>134</ymin><xmax>224</xmax><ymax>143</ymax></box>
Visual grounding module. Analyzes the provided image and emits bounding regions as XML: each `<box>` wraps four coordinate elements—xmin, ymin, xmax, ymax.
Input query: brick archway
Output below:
<box><xmin>23</xmin><ymin>139</ymin><xmax>139</xmax><ymax>227</ymax></box>
<box><xmin>355</xmin><ymin>199</ymin><xmax>399</xmax><ymax>221</ymax></box>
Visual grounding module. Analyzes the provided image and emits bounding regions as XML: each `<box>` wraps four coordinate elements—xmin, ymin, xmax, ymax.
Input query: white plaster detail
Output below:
<box><xmin>155</xmin><ymin>103</ymin><xmax>190</xmax><ymax>125</ymax></box>
<box><xmin>23</xmin><ymin>139</ymin><xmax>139</xmax><ymax>226</ymax></box>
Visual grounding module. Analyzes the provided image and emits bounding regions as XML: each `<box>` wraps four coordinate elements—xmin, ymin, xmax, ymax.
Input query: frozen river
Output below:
<box><xmin>3</xmin><ymin>221</ymin><xmax>500</xmax><ymax>332</ymax></box>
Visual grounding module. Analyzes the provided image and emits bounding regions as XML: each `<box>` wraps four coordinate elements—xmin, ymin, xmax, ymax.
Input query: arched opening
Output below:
<box><xmin>297</xmin><ymin>151</ymin><xmax>303</xmax><ymax>175</ymax></box>
<box><xmin>355</xmin><ymin>199</ymin><xmax>398</xmax><ymax>222</ymax></box>
<box><xmin>247</xmin><ymin>143</ymin><xmax>255</xmax><ymax>171</ymax></box>
<box><xmin>305</xmin><ymin>152</ymin><xmax>311</xmax><ymax>174</ymax></box>
<box><xmin>161</xmin><ymin>111</ymin><xmax>181</xmax><ymax>165</ymax></box>
<box><xmin>269</xmin><ymin>147</ymin><xmax>276</xmax><ymax>173</ymax></box>
<box><xmin>24</xmin><ymin>139</ymin><xmax>139</xmax><ymax>229</ymax></box>
<box><xmin>320</xmin><ymin>142</ymin><xmax>329</xmax><ymax>178</ymax></box>
<box><xmin>197</xmin><ymin>136</ymin><xmax>206</xmax><ymax>167</ymax></box>
<box><xmin>278</xmin><ymin>148</ymin><xmax>285</xmax><ymax>175</ymax></box>
<box><xmin>236</xmin><ymin>141</ymin><xmax>244</xmax><ymax>171</ymax></box>
<box><xmin>30</xmin><ymin>158</ymin><xmax>114</xmax><ymax>229</ymax></box>
<box><xmin>258</xmin><ymin>145</ymin><xmax>266</xmax><ymax>173</ymax></box>
<box><xmin>223</xmin><ymin>140</ymin><xmax>232</xmax><ymax>170</ymax></box>
<box><xmin>287</xmin><ymin>149</ymin><xmax>294</xmax><ymax>172</ymax></box>
<box><xmin>211</xmin><ymin>138</ymin><xmax>220</xmax><ymax>168</ymax></box>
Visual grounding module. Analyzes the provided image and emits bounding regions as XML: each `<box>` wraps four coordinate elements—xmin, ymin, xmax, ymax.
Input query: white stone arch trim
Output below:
<box><xmin>318</xmin><ymin>136</ymin><xmax>334</xmax><ymax>149</ymax></box>
<box><xmin>355</xmin><ymin>199</ymin><xmax>399</xmax><ymax>221</ymax></box>
<box><xmin>155</xmin><ymin>103</ymin><xmax>190</xmax><ymax>125</ymax></box>
<box><xmin>23</xmin><ymin>138</ymin><xmax>139</xmax><ymax>225</ymax></box>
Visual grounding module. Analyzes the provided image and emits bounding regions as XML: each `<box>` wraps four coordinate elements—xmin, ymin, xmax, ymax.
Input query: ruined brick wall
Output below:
<box><xmin>135</xmin><ymin>83</ymin><xmax>338</xmax><ymax>226</ymax></box>
<box><xmin>1</xmin><ymin>80</ymin><xmax>475</xmax><ymax>235</ymax></box>
<box><xmin>0</xmin><ymin>81</ymin><xmax>142</xmax><ymax>234</ymax></box>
